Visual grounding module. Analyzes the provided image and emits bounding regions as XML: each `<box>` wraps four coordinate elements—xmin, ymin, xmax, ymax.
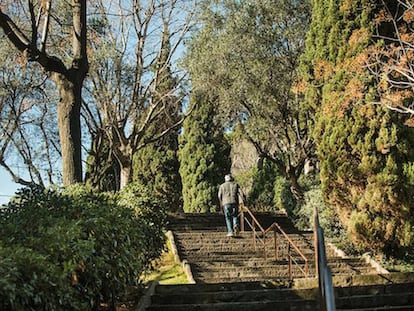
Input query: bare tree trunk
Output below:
<box><xmin>0</xmin><ymin>0</ymin><xmax>88</xmax><ymax>186</ymax></box>
<box><xmin>53</xmin><ymin>73</ymin><xmax>83</xmax><ymax>185</ymax></box>
<box><xmin>289</xmin><ymin>173</ymin><xmax>304</xmax><ymax>201</ymax></box>
<box><xmin>120</xmin><ymin>165</ymin><xmax>132</xmax><ymax>189</ymax></box>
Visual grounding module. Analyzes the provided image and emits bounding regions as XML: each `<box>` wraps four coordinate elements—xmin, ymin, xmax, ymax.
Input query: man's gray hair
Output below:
<box><xmin>224</xmin><ymin>174</ymin><xmax>233</xmax><ymax>182</ymax></box>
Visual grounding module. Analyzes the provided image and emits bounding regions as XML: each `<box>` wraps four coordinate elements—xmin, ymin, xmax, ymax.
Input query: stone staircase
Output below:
<box><xmin>137</xmin><ymin>212</ymin><xmax>414</xmax><ymax>310</ymax></box>
<box><xmin>167</xmin><ymin>213</ymin><xmax>379</xmax><ymax>283</ymax></box>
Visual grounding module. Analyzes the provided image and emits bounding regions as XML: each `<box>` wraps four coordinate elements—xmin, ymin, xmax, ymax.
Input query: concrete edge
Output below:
<box><xmin>134</xmin><ymin>280</ymin><xmax>158</xmax><ymax>311</ymax></box>
<box><xmin>293</xmin><ymin>272</ymin><xmax>414</xmax><ymax>289</ymax></box>
<box><xmin>327</xmin><ymin>242</ymin><xmax>389</xmax><ymax>274</ymax></box>
<box><xmin>361</xmin><ymin>253</ymin><xmax>389</xmax><ymax>274</ymax></box>
<box><xmin>166</xmin><ymin>230</ymin><xmax>196</xmax><ymax>284</ymax></box>
<box><xmin>327</xmin><ymin>242</ymin><xmax>348</xmax><ymax>258</ymax></box>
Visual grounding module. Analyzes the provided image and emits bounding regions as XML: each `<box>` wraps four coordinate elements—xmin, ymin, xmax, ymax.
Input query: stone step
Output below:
<box><xmin>146</xmin><ymin>299</ymin><xmax>318</xmax><ymax>311</ymax></box>
<box><xmin>193</xmin><ymin>268</ymin><xmax>368</xmax><ymax>281</ymax></box>
<box><xmin>144</xmin><ymin>278</ymin><xmax>414</xmax><ymax>310</ymax></box>
<box><xmin>336</xmin><ymin>291</ymin><xmax>414</xmax><ymax>309</ymax></box>
<box><xmin>176</xmin><ymin>246</ymin><xmax>315</xmax><ymax>255</ymax></box>
<box><xmin>175</xmin><ymin>237</ymin><xmax>315</xmax><ymax>249</ymax></box>
<box><xmin>151</xmin><ymin>286</ymin><xmax>317</xmax><ymax>305</ymax></box>
<box><xmin>189</xmin><ymin>256</ymin><xmax>366</xmax><ymax>265</ymax></box>
<box><xmin>167</xmin><ymin>212</ymin><xmax>299</xmax><ymax>233</ymax></box>
<box><xmin>173</xmin><ymin>233</ymin><xmax>316</xmax><ymax>254</ymax></box>
<box><xmin>194</xmin><ymin>276</ymin><xmax>293</xmax><ymax>283</ymax></box>
<box><xmin>180</xmin><ymin>252</ymin><xmax>316</xmax><ymax>263</ymax></box>
<box><xmin>153</xmin><ymin>281</ymin><xmax>288</xmax><ymax>294</ymax></box>
<box><xmin>150</xmin><ymin>282</ymin><xmax>414</xmax><ymax>307</ymax></box>
<box><xmin>144</xmin><ymin>213</ymin><xmax>414</xmax><ymax>311</ymax></box>
<box><xmin>189</xmin><ymin>258</ymin><xmax>374</xmax><ymax>272</ymax></box>
<box><xmin>146</xmin><ymin>282</ymin><xmax>318</xmax><ymax>311</ymax></box>
<box><xmin>175</xmin><ymin>240</ymin><xmax>315</xmax><ymax>250</ymax></box>
<box><xmin>194</xmin><ymin>270</ymin><xmax>312</xmax><ymax>281</ymax></box>
<box><xmin>190</xmin><ymin>264</ymin><xmax>377</xmax><ymax>283</ymax></box>
<box><xmin>173</xmin><ymin>231</ymin><xmax>314</xmax><ymax>240</ymax></box>
<box><xmin>192</xmin><ymin>265</ymin><xmax>311</xmax><ymax>275</ymax></box>
<box><xmin>337</xmin><ymin>307</ymin><xmax>414</xmax><ymax>311</ymax></box>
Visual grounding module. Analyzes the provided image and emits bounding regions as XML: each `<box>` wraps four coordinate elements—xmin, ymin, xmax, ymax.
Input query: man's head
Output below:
<box><xmin>224</xmin><ymin>174</ymin><xmax>233</xmax><ymax>182</ymax></box>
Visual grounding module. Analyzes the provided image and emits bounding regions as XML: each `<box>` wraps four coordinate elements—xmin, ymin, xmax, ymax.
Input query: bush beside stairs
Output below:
<box><xmin>137</xmin><ymin>212</ymin><xmax>414</xmax><ymax>310</ymax></box>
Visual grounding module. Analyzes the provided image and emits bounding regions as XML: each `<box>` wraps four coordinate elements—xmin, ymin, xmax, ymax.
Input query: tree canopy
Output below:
<box><xmin>2</xmin><ymin>0</ymin><xmax>414</xmax><ymax>258</ymax></box>
<box><xmin>185</xmin><ymin>0</ymin><xmax>313</xmax><ymax>200</ymax></box>
<box><xmin>301</xmin><ymin>0</ymin><xmax>414</xmax><ymax>254</ymax></box>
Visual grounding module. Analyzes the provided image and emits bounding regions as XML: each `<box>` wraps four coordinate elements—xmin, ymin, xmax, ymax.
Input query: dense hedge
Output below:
<box><xmin>0</xmin><ymin>184</ymin><xmax>166</xmax><ymax>311</ymax></box>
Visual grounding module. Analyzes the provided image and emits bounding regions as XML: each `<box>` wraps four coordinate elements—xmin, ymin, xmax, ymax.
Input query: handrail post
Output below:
<box><xmin>240</xmin><ymin>205</ymin><xmax>245</xmax><ymax>232</ymax></box>
<box><xmin>305</xmin><ymin>259</ymin><xmax>309</xmax><ymax>277</ymax></box>
<box><xmin>253</xmin><ymin>224</ymin><xmax>256</xmax><ymax>250</ymax></box>
<box><xmin>314</xmin><ymin>207</ymin><xmax>336</xmax><ymax>311</ymax></box>
<box><xmin>314</xmin><ymin>207</ymin><xmax>319</xmax><ymax>277</ymax></box>
<box><xmin>240</xmin><ymin>205</ymin><xmax>310</xmax><ymax>279</ymax></box>
<box><xmin>288</xmin><ymin>243</ymin><xmax>292</xmax><ymax>280</ymax></box>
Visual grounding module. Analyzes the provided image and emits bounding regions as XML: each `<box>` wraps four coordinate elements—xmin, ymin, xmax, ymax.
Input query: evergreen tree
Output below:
<box><xmin>132</xmin><ymin>27</ymin><xmax>183</xmax><ymax>211</ymax></box>
<box><xmin>248</xmin><ymin>159</ymin><xmax>279</xmax><ymax>209</ymax></box>
<box><xmin>179</xmin><ymin>94</ymin><xmax>231</xmax><ymax>213</ymax></box>
<box><xmin>301</xmin><ymin>0</ymin><xmax>414</xmax><ymax>254</ymax></box>
<box><xmin>133</xmin><ymin>136</ymin><xmax>182</xmax><ymax>211</ymax></box>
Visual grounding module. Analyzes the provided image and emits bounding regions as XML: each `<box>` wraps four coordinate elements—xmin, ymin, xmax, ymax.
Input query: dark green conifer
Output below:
<box><xmin>178</xmin><ymin>94</ymin><xmax>231</xmax><ymax>213</ymax></box>
<box><xmin>301</xmin><ymin>0</ymin><xmax>414</xmax><ymax>254</ymax></box>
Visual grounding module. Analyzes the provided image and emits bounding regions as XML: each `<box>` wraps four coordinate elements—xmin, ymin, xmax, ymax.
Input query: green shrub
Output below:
<box><xmin>117</xmin><ymin>182</ymin><xmax>167</xmax><ymax>263</ymax></box>
<box><xmin>248</xmin><ymin>161</ymin><xmax>278</xmax><ymax>210</ymax></box>
<box><xmin>0</xmin><ymin>244</ymin><xmax>84</xmax><ymax>311</ymax></box>
<box><xmin>0</xmin><ymin>184</ymin><xmax>166</xmax><ymax>310</ymax></box>
<box><xmin>273</xmin><ymin>176</ymin><xmax>296</xmax><ymax>213</ymax></box>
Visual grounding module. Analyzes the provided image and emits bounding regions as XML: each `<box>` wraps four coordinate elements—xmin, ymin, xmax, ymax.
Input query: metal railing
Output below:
<box><xmin>314</xmin><ymin>207</ymin><xmax>336</xmax><ymax>311</ymax></box>
<box><xmin>239</xmin><ymin>204</ymin><xmax>309</xmax><ymax>280</ymax></box>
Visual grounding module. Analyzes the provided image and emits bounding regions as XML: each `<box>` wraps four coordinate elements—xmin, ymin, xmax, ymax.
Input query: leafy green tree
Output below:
<box><xmin>185</xmin><ymin>0</ymin><xmax>313</xmax><ymax>200</ymax></box>
<box><xmin>301</xmin><ymin>0</ymin><xmax>414</xmax><ymax>255</ymax></box>
<box><xmin>179</xmin><ymin>94</ymin><xmax>231</xmax><ymax>213</ymax></box>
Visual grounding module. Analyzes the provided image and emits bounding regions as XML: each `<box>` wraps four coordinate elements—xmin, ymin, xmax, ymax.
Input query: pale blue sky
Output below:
<box><xmin>0</xmin><ymin>168</ymin><xmax>20</xmax><ymax>205</ymax></box>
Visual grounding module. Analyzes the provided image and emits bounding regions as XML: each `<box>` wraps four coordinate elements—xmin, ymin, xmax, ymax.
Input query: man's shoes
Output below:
<box><xmin>226</xmin><ymin>232</ymin><xmax>234</xmax><ymax>237</ymax></box>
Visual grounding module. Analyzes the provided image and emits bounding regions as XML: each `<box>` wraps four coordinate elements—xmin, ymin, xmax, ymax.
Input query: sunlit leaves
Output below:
<box><xmin>301</xmin><ymin>0</ymin><xmax>414</xmax><ymax>255</ymax></box>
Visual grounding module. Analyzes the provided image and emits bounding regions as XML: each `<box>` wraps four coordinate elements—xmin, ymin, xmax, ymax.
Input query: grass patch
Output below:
<box><xmin>142</xmin><ymin>239</ymin><xmax>189</xmax><ymax>285</ymax></box>
<box><xmin>381</xmin><ymin>253</ymin><xmax>414</xmax><ymax>273</ymax></box>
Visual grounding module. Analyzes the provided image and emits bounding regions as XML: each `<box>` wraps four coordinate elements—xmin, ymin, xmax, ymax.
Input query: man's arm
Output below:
<box><xmin>218</xmin><ymin>185</ymin><xmax>222</xmax><ymax>207</ymax></box>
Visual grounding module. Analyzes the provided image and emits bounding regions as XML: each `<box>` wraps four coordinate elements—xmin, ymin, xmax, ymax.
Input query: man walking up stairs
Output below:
<box><xmin>137</xmin><ymin>212</ymin><xmax>414</xmax><ymax>310</ymax></box>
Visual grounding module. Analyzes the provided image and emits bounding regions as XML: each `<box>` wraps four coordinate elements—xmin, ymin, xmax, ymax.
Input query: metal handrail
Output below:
<box><xmin>314</xmin><ymin>207</ymin><xmax>336</xmax><ymax>311</ymax></box>
<box><xmin>240</xmin><ymin>204</ymin><xmax>309</xmax><ymax>279</ymax></box>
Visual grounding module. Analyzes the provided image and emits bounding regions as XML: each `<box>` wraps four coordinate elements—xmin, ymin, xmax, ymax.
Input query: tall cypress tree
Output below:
<box><xmin>132</xmin><ymin>28</ymin><xmax>183</xmax><ymax>211</ymax></box>
<box><xmin>301</xmin><ymin>0</ymin><xmax>414</xmax><ymax>254</ymax></box>
<box><xmin>179</xmin><ymin>94</ymin><xmax>231</xmax><ymax>213</ymax></box>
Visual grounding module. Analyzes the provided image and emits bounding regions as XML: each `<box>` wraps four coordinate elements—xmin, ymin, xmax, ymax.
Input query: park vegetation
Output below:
<box><xmin>0</xmin><ymin>0</ymin><xmax>414</xmax><ymax>309</ymax></box>
<box><xmin>0</xmin><ymin>184</ymin><xmax>166</xmax><ymax>310</ymax></box>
